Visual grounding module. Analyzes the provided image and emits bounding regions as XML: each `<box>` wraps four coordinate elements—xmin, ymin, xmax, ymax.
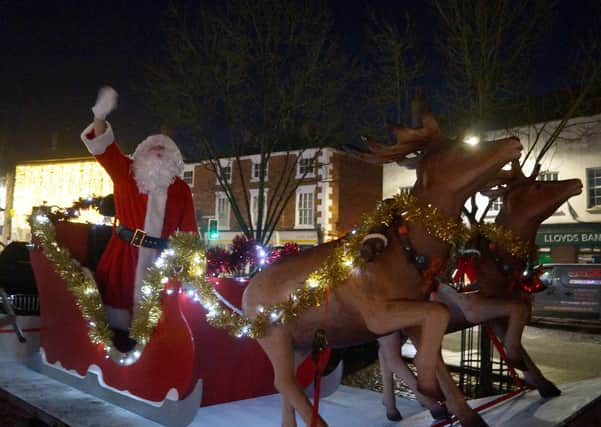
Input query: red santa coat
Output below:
<box><xmin>81</xmin><ymin>123</ymin><xmax>197</xmax><ymax>329</ymax></box>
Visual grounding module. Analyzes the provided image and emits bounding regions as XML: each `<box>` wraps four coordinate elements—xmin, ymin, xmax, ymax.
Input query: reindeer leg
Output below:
<box><xmin>407</xmin><ymin>328</ymin><xmax>489</xmax><ymax>427</ymax></box>
<box><xmin>378</xmin><ymin>333</ymin><xmax>402</xmax><ymax>421</ymax></box>
<box><xmin>258</xmin><ymin>329</ymin><xmax>327</xmax><ymax>427</ymax></box>
<box><xmin>362</xmin><ymin>300</ymin><xmax>448</xmax><ymax>401</ymax></box>
<box><xmin>281</xmin><ymin>396</ymin><xmax>297</xmax><ymax>427</ymax></box>
<box><xmin>441</xmin><ymin>287</ymin><xmax>529</xmax><ymax>370</ymax></box>
<box><xmin>489</xmin><ymin>319</ymin><xmax>560</xmax><ymax>398</ymax></box>
<box><xmin>378</xmin><ymin>332</ymin><xmax>449</xmax><ymax>421</ymax></box>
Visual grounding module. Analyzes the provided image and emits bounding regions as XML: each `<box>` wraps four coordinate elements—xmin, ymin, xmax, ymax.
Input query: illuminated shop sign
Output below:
<box><xmin>536</xmin><ymin>224</ymin><xmax>601</xmax><ymax>247</ymax></box>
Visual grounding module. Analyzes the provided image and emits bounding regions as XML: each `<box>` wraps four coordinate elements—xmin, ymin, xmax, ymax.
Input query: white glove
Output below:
<box><xmin>91</xmin><ymin>86</ymin><xmax>118</xmax><ymax>120</ymax></box>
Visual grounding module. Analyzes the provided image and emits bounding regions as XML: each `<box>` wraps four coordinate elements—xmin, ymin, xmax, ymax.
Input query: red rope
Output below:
<box><xmin>431</xmin><ymin>326</ymin><xmax>530</xmax><ymax>426</ymax></box>
<box><xmin>431</xmin><ymin>387</ymin><xmax>527</xmax><ymax>427</ymax></box>
<box><xmin>485</xmin><ymin>326</ymin><xmax>524</xmax><ymax>388</ymax></box>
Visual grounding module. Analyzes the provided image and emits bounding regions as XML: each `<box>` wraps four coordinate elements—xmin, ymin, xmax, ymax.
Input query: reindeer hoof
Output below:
<box><xmin>385</xmin><ymin>408</ymin><xmax>403</xmax><ymax>421</ymax></box>
<box><xmin>429</xmin><ymin>404</ymin><xmax>450</xmax><ymax>420</ymax></box>
<box><xmin>536</xmin><ymin>379</ymin><xmax>561</xmax><ymax>398</ymax></box>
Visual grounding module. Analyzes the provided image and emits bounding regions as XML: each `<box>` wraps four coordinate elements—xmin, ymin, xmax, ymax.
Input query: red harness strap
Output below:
<box><xmin>310</xmin><ymin>330</ymin><xmax>330</xmax><ymax>427</ymax></box>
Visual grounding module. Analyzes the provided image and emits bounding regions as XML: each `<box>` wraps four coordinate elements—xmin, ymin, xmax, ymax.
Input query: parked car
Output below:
<box><xmin>532</xmin><ymin>263</ymin><xmax>601</xmax><ymax>320</ymax></box>
<box><xmin>0</xmin><ymin>242</ymin><xmax>39</xmax><ymax>315</ymax></box>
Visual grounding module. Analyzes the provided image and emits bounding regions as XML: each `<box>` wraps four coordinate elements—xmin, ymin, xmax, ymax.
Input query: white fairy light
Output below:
<box><xmin>141</xmin><ymin>285</ymin><xmax>152</xmax><ymax>296</ymax></box>
<box><xmin>257</xmin><ymin>305</ymin><xmax>265</xmax><ymax>313</ymax></box>
<box><xmin>160</xmin><ymin>277</ymin><xmax>169</xmax><ymax>284</ymax></box>
<box><xmin>36</xmin><ymin>215</ymin><xmax>49</xmax><ymax>224</ymax></box>
<box><xmin>307</xmin><ymin>278</ymin><xmax>320</xmax><ymax>288</ymax></box>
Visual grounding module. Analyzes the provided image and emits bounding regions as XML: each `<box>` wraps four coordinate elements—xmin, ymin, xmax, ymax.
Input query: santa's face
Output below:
<box><xmin>131</xmin><ymin>135</ymin><xmax>184</xmax><ymax>194</ymax></box>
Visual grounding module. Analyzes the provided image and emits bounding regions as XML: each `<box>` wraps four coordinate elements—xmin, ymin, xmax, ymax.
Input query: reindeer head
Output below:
<box><xmin>485</xmin><ymin>160</ymin><xmax>583</xmax><ymax>226</ymax></box>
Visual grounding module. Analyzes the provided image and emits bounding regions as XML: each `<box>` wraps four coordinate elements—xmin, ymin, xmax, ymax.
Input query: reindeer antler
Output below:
<box><xmin>348</xmin><ymin>112</ymin><xmax>443</xmax><ymax>164</ymax></box>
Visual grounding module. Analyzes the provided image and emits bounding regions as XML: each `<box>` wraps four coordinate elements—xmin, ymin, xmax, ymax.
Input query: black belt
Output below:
<box><xmin>116</xmin><ymin>225</ymin><xmax>168</xmax><ymax>250</ymax></box>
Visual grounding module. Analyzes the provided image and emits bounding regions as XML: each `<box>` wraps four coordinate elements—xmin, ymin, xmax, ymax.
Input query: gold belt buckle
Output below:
<box><xmin>131</xmin><ymin>229</ymin><xmax>146</xmax><ymax>248</ymax></box>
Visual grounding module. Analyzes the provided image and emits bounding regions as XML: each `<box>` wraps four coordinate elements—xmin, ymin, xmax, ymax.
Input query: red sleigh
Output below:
<box><xmin>29</xmin><ymin>221</ymin><xmax>341</xmax><ymax>426</ymax></box>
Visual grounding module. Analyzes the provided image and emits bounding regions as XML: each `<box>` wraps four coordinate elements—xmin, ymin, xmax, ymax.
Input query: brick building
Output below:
<box><xmin>187</xmin><ymin>148</ymin><xmax>382</xmax><ymax>246</ymax></box>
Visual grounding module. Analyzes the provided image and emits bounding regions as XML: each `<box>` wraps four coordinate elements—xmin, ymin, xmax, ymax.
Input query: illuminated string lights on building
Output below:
<box><xmin>12</xmin><ymin>159</ymin><xmax>113</xmax><ymax>240</ymax></box>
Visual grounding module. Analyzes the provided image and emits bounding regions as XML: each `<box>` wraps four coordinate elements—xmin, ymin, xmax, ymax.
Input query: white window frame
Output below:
<box><xmin>251</xmin><ymin>160</ymin><xmax>268</xmax><ymax>182</ymax></box>
<box><xmin>295</xmin><ymin>184</ymin><xmax>315</xmax><ymax>229</ymax></box>
<box><xmin>296</xmin><ymin>150</ymin><xmax>317</xmax><ymax>179</ymax></box>
<box><xmin>538</xmin><ymin>171</ymin><xmax>558</xmax><ymax>181</ymax></box>
<box><xmin>216</xmin><ymin>160</ymin><xmax>232</xmax><ymax>184</ymax></box>
<box><xmin>215</xmin><ymin>192</ymin><xmax>231</xmax><ymax>230</ymax></box>
<box><xmin>182</xmin><ymin>167</ymin><xmax>195</xmax><ymax>187</ymax></box>
<box><xmin>587</xmin><ymin>167</ymin><xmax>601</xmax><ymax>209</ymax></box>
<box><xmin>249</xmin><ymin>188</ymin><xmax>268</xmax><ymax>227</ymax></box>
<box><xmin>398</xmin><ymin>186</ymin><xmax>412</xmax><ymax>196</ymax></box>
<box><xmin>488</xmin><ymin>196</ymin><xmax>503</xmax><ymax>214</ymax></box>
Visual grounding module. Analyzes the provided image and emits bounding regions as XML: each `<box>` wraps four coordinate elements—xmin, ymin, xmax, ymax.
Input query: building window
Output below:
<box><xmin>587</xmin><ymin>167</ymin><xmax>601</xmax><ymax>209</ymax></box>
<box><xmin>489</xmin><ymin>197</ymin><xmax>503</xmax><ymax>213</ymax></box>
<box><xmin>297</xmin><ymin>157</ymin><xmax>316</xmax><ymax>178</ymax></box>
<box><xmin>215</xmin><ymin>192</ymin><xmax>230</xmax><ymax>229</ymax></box>
<box><xmin>539</xmin><ymin>171</ymin><xmax>558</xmax><ymax>181</ymax></box>
<box><xmin>398</xmin><ymin>186</ymin><xmax>412</xmax><ymax>196</ymax></box>
<box><xmin>217</xmin><ymin>165</ymin><xmax>232</xmax><ymax>184</ymax></box>
<box><xmin>250</xmin><ymin>188</ymin><xmax>268</xmax><ymax>227</ymax></box>
<box><xmin>183</xmin><ymin>170</ymin><xmax>194</xmax><ymax>186</ymax></box>
<box><xmin>295</xmin><ymin>185</ymin><xmax>315</xmax><ymax>228</ymax></box>
<box><xmin>251</xmin><ymin>161</ymin><xmax>268</xmax><ymax>182</ymax></box>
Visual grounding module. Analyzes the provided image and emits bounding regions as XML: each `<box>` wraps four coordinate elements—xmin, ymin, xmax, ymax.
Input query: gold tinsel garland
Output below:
<box><xmin>30</xmin><ymin>192</ymin><xmax>473</xmax><ymax>345</ymax></box>
<box><xmin>185</xmin><ymin>192</ymin><xmax>473</xmax><ymax>338</ymax></box>
<box><xmin>477</xmin><ymin>222</ymin><xmax>534</xmax><ymax>260</ymax></box>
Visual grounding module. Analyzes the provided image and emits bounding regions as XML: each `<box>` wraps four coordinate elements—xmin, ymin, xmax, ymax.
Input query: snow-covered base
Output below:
<box><xmin>191</xmin><ymin>378</ymin><xmax>601</xmax><ymax>427</ymax></box>
<box><xmin>0</xmin><ymin>316</ymin><xmax>40</xmax><ymax>363</ymax></box>
<box><xmin>28</xmin><ymin>351</ymin><xmax>202</xmax><ymax>427</ymax></box>
<box><xmin>1</xmin><ymin>359</ymin><xmax>599</xmax><ymax>427</ymax></box>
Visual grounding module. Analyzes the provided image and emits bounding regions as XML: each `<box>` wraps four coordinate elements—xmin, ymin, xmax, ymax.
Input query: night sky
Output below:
<box><xmin>0</xmin><ymin>0</ymin><xmax>599</xmax><ymax>162</ymax></box>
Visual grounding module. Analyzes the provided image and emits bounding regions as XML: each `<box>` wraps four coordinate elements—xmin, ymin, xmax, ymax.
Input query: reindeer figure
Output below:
<box><xmin>242</xmin><ymin>112</ymin><xmax>522</xmax><ymax>427</ymax></box>
<box><xmin>474</xmin><ymin>162</ymin><xmax>582</xmax><ymax>393</ymax></box>
<box><xmin>378</xmin><ymin>161</ymin><xmax>583</xmax><ymax>422</ymax></box>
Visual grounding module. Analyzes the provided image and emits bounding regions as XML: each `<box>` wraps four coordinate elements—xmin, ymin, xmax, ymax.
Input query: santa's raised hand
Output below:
<box><xmin>92</xmin><ymin>86</ymin><xmax>118</xmax><ymax>120</ymax></box>
<box><xmin>92</xmin><ymin>86</ymin><xmax>118</xmax><ymax>136</ymax></box>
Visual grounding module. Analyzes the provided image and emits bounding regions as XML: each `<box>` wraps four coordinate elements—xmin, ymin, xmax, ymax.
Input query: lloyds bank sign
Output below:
<box><xmin>536</xmin><ymin>223</ymin><xmax>601</xmax><ymax>247</ymax></box>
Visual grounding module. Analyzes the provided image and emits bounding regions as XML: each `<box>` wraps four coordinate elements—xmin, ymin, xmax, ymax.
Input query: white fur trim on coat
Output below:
<box><xmin>133</xmin><ymin>189</ymin><xmax>168</xmax><ymax>308</ymax></box>
<box><xmin>81</xmin><ymin>121</ymin><xmax>115</xmax><ymax>155</ymax></box>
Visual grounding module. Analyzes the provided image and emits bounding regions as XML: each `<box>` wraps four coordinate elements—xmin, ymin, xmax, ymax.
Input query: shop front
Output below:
<box><xmin>536</xmin><ymin>222</ymin><xmax>601</xmax><ymax>264</ymax></box>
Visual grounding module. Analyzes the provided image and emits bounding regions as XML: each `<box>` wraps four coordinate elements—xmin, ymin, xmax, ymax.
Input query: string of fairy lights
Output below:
<box><xmin>30</xmin><ymin>192</ymin><xmax>532</xmax><ymax>364</ymax></box>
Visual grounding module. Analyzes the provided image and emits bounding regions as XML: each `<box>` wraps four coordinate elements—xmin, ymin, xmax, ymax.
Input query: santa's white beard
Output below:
<box><xmin>132</xmin><ymin>135</ymin><xmax>184</xmax><ymax>194</ymax></box>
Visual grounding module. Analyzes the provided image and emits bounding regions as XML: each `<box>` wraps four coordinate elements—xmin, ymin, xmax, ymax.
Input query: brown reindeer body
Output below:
<box><xmin>245</xmin><ymin>225</ymin><xmax>428</xmax><ymax>350</ymax></box>
<box><xmin>379</xmin><ymin>166</ymin><xmax>583</xmax><ymax>423</ymax></box>
<box><xmin>242</xmin><ymin>112</ymin><xmax>522</xmax><ymax>427</ymax></box>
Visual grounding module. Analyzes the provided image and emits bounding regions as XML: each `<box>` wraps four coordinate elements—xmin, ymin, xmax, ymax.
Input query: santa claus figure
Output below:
<box><xmin>81</xmin><ymin>87</ymin><xmax>198</xmax><ymax>332</ymax></box>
